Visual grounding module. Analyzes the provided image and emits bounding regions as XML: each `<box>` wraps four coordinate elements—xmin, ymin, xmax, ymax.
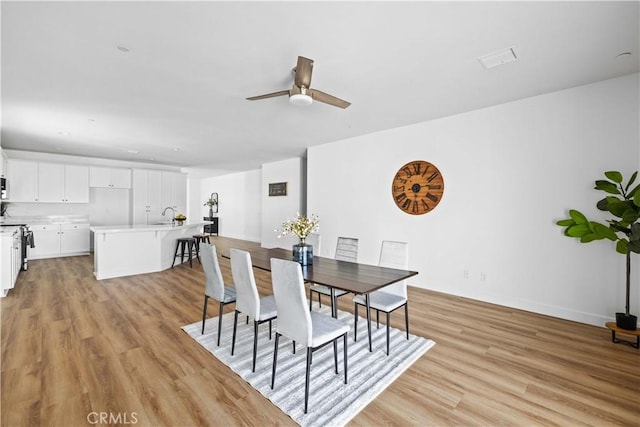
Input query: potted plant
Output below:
<box><xmin>175</xmin><ymin>213</ymin><xmax>187</xmax><ymax>226</ymax></box>
<box><xmin>556</xmin><ymin>170</ymin><xmax>640</xmax><ymax>330</ymax></box>
<box><xmin>204</xmin><ymin>193</ymin><xmax>218</xmax><ymax>218</ymax></box>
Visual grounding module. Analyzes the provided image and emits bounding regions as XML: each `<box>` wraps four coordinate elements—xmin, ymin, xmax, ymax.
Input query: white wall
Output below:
<box><xmin>307</xmin><ymin>73</ymin><xmax>640</xmax><ymax>327</ymax></box>
<box><xmin>261</xmin><ymin>157</ymin><xmax>305</xmax><ymax>249</ymax></box>
<box><xmin>199</xmin><ymin>169</ymin><xmax>262</xmax><ymax>241</ymax></box>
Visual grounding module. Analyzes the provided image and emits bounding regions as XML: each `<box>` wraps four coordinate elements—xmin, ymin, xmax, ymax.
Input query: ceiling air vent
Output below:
<box><xmin>478</xmin><ymin>47</ymin><xmax>518</xmax><ymax>69</ymax></box>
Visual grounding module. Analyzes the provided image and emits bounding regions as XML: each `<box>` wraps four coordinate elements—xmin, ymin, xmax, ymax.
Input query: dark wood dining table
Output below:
<box><xmin>210</xmin><ymin>236</ymin><xmax>419</xmax><ymax>352</ymax></box>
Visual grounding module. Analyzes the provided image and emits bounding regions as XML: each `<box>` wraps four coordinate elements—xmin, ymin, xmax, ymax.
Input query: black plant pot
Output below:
<box><xmin>615</xmin><ymin>312</ymin><xmax>638</xmax><ymax>331</ymax></box>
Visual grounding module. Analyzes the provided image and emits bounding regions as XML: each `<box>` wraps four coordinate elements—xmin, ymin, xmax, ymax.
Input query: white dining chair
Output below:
<box><xmin>353</xmin><ymin>240</ymin><xmax>409</xmax><ymax>355</ymax></box>
<box><xmin>200</xmin><ymin>243</ymin><xmax>236</xmax><ymax>346</ymax></box>
<box><xmin>270</xmin><ymin>258</ymin><xmax>349</xmax><ymax>414</ymax></box>
<box><xmin>304</xmin><ymin>232</ymin><xmax>320</xmax><ymax>254</ymax></box>
<box><xmin>309</xmin><ymin>237</ymin><xmax>358</xmax><ymax>312</ymax></box>
<box><xmin>229</xmin><ymin>248</ymin><xmax>278</xmax><ymax>372</ymax></box>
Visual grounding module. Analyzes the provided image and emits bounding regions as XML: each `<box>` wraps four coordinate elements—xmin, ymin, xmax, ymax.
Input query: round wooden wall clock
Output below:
<box><xmin>392</xmin><ymin>160</ymin><xmax>445</xmax><ymax>215</ymax></box>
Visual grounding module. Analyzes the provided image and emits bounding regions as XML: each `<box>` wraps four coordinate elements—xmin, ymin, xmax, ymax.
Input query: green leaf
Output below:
<box><xmin>580</xmin><ymin>233</ymin><xmax>601</xmax><ymax>243</ymax></box>
<box><xmin>616</xmin><ymin>239</ymin><xmax>628</xmax><ymax>254</ymax></box>
<box><xmin>556</xmin><ymin>219</ymin><xmax>575</xmax><ymax>227</ymax></box>
<box><xmin>635</xmin><ymin>187</ymin><xmax>640</xmax><ymax>207</ymax></box>
<box><xmin>605</xmin><ymin>171</ymin><xmax>623</xmax><ymax>183</ymax></box>
<box><xmin>591</xmin><ymin>222</ymin><xmax>618</xmax><ymax>240</ymax></box>
<box><xmin>628</xmin><ymin>183</ymin><xmax>640</xmax><ymax>199</ymax></box>
<box><xmin>630</xmin><ymin>223</ymin><xmax>640</xmax><ymax>241</ymax></box>
<box><xmin>595</xmin><ymin>180</ymin><xmax>621</xmax><ymax>195</ymax></box>
<box><xmin>569</xmin><ymin>209</ymin><xmax>588</xmax><ymax>224</ymax></box>
<box><xmin>625</xmin><ymin>171</ymin><xmax>638</xmax><ymax>192</ymax></box>
<box><xmin>606</xmin><ymin>199</ymin><xmax>630</xmax><ymax>218</ymax></box>
<box><xmin>566</xmin><ymin>224</ymin><xmax>590</xmax><ymax>237</ymax></box>
<box><xmin>622</xmin><ymin>208</ymin><xmax>640</xmax><ymax>224</ymax></box>
<box><xmin>596</xmin><ymin>197</ymin><xmax>610</xmax><ymax>211</ymax></box>
<box><xmin>628</xmin><ymin>240</ymin><xmax>640</xmax><ymax>254</ymax></box>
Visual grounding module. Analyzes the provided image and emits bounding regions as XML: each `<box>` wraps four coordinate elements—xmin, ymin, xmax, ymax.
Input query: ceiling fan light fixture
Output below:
<box><xmin>289</xmin><ymin>93</ymin><xmax>313</xmax><ymax>106</ymax></box>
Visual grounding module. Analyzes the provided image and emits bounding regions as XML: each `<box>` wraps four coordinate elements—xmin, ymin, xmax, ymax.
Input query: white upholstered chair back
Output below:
<box><xmin>378</xmin><ymin>240</ymin><xmax>409</xmax><ymax>298</ymax></box>
<box><xmin>335</xmin><ymin>237</ymin><xmax>358</xmax><ymax>262</ymax></box>
<box><xmin>270</xmin><ymin>258</ymin><xmax>313</xmax><ymax>346</ymax></box>
<box><xmin>306</xmin><ymin>232</ymin><xmax>321</xmax><ymax>252</ymax></box>
<box><xmin>230</xmin><ymin>249</ymin><xmax>260</xmax><ymax>319</ymax></box>
<box><xmin>201</xmin><ymin>243</ymin><xmax>226</xmax><ymax>301</ymax></box>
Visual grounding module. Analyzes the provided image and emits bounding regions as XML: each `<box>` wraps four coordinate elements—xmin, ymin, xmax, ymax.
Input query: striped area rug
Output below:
<box><xmin>181</xmin><ymin>304</ymin><xmax>435</xmax><ymax>427</ymax></box>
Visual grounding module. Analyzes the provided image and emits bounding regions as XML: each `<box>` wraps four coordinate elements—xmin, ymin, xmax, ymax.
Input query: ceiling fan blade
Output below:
<box><xmin>246</xmin><ymin>90</ymin><xmax>290</xmax><ymax>101</ymax></box>
<box><xmin>294</xmin><ymin>56</ymin><xmax>313</xmax><ymax>88</ymax></box>
<box><xmin>309</xmin><ymin>89</ymin><xmax>351</xmax><ymax>109</ymax></box>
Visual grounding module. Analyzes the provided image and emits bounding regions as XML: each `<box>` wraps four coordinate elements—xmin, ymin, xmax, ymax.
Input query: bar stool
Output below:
<box><xmin>172</xmin><ymin>237</ymin><xmax>199</xmax><ymax>268</ymax></box>
<box><xmin>192</xmin><ymin>233</ymin><xmax>211</xmax><ymax>258</ymax></box>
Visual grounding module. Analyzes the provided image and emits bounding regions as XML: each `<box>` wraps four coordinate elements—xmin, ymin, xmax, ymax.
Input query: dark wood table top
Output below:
<box><xmin>210</xmin><ymin>236</ymin><xmax>419</xmax><ymax>295</ymax></box>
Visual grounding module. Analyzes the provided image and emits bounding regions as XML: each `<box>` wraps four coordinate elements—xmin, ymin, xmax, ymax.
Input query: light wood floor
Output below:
<box><xmin>2</xmin><ymin>244</ymin><xmax>639</xmax><ymax>426</ymax></box>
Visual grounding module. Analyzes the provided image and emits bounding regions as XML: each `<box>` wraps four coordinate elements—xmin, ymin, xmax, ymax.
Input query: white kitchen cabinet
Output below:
<box><xmin>89</xmin><ymin>166</ymin><xmax>131</xmax><ymax>189</ymax></box>
<box><xmin>60</xmin><ymin>224</ymin><xmax>90</xmax><ymax>254</ymax></box>
<box><xmin>161</xmin><ymin>172</ymin><xmax>187</xmax><ymax>216</ymax></box>
<box><xmin>1</xmin><ymin>229</ymin><xmax>21</xmax><ymax>296</ymax></box>
<box><xmin>0</xmin><ymin>149</ymin><xmax>7</xmax><ymax>178</ymax></box>
<box><xmin>132</xmin><ymin>169</ymin><xmax>162</xmax><ymax>224</ymax></box>
<box><xmin>30</xmin><ymin>223</ymin><xmax>90</xmax><ymax>259</ymax></box>
<box><xmin>37</xmin><ymin>163</ymin><xmax>89</xmax><ymax>203</ymax></box>
<box><xmin>30</xmin><ymin>224</ymin><xmax>61</xmax><ymax>258</ymax></box>
<box><xmin>7</xmin><ymin>159</ymin><xmax>38</xmax><ymax>202</ymax></box>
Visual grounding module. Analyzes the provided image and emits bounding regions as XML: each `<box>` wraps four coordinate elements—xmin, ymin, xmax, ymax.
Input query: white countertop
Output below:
<box><xmin>0</xmin><ymin>225</ymin><xmax>22</xmax><ymax>236</ymax></box>
<box><xmin>1</xmin><ymin>215</ymin><xmax>90</xmax><ymax>225</ymax></box>
<box><xmin>90</xmin><ymin>221</ymin><xmax>211</xmax><ymax>233</ymax></box>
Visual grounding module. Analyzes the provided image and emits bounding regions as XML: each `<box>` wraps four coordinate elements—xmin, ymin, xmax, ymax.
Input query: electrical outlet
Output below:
<box><xmin>480</xmin><ymin>272</ymin><xmax>487</xmax><ymax>282</ymax></box>
<box><xmin>463</xmin><ymin>269</ymin><xmax>469</xmax><ymax>279</ymax></box>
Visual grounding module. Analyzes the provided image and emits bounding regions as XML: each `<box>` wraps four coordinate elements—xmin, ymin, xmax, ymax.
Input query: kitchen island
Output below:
<box><xmin>91</xmin><ymin>221</ymin><xmax>211</xmax><ymax>280</ymax></box>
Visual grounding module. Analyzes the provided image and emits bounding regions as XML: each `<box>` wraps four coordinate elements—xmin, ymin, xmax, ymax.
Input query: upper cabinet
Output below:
<box><xmin>161</xmin><ymin>171</ymin><xmax>187</xmax><ymax>215</ymax></box>
<box><xmin>38</xmin><ymin>163</ymin><xmax>89</xmax><ymax>203</ymax></box>
<box><xmin>6</xmin><ymin>160</ymin><xmax>38</xmax><ymax>202</ymax></box>
<box><xmin>7</xmin><ymin>160</ymin><xmax>89</xmax><ymax>203</ymax></box>
<box><xmin>89</xmin><ymin>167</ymin><xmax>131</xmax><ymax>189</ymax></box>
<box><xmin>131</xmin><ymin>169</ymin><xmax>162</xmax><ymax>225</ymax></box>
<box><xmin>0</xmin><ymin>149</ymin><xmax>7</xmax><ymax>178</ymax></box>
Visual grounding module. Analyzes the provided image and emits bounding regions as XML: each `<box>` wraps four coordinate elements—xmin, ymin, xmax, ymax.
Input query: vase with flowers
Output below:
<box><xmin>203</xmin><ymin>193</ymin><xmax>218</xmax><ymax>218</ymax></box>
<box><xmin>276</xmin><ymin>212</ymin><xmax>319</xmax><ymax>266</ymax></box>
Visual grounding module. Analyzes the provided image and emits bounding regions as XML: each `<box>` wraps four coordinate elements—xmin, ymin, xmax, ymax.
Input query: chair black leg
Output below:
<box><xmin>343</xmin><ymin>333</ymin><xmax>348</xmax><ymax>384</ymax></box>
<box><xmin>305</xmin><ymin>348</ymin><xmax>312</xmax><ymax>414</ymax></box>
<box><xmin>309</xmin><ymin>289</ymin><xmax>313</xmax><ymax>310</ymax></box>
<box><xmin>188</xmin><ymin>241</ymin><xmax>193</xmax><ymax>268</ymax></box>
<box><xmin>376</xmin><ymin>309</ymin><xmax>380</xmax><ymax>329</ymax></box>
<box><xmin>353</xmin><ymin>302</ymin><xmax>358</xmax><ymax>341</ymax></box>
<box><xmin>180</xmin><ymin>241</ymin><xmax>186</xmax><ymax>264</ymax></box>
<box><xmin>269</xmin><ymin>319</ymin><xmax>272</xmax><ymax>340</ymax></box>
<box><xmin>386</xmin><ymin>311</ymin><xmax>390</xmax><ymax>356</ymax></box>
<box><xmin>293</xmin><ymin>340</ymin><xmax>296</xmax><ymax>354</ymax></box>
<box><xmin>271</xmin><ymin>333</ymin><xmax>280</xmax><ymax>389</ymax></box>
<box><xmin>171</xmin><ymin>240</ymin><xmax>180</xmax><ymax>268</ymax></box>
<box><xmin>318</xmin><ymin>292</ymin><xmax>322</xmax><ymax>308</ymax></box>
<box><xmin>231</xmin><ymin>310</ymin><xmax>239</xmax><ymax>355</ymax></box>
<box><xmin>201</xmin><ymin>295</ymin><xmax>209</xmax><ymax>335</ymax></box>
<box><xmin>252</xmin><ymin>321</ymin><xmax>258</xmax><ymax>372</ymax></box>
<box><xmin>333</xmin><ymin>340</ymin><xmax>338</xmax><ymax>374</ymax></box>
<box><xmin>405</xmin><ymin>303</ymin><xmax>409</xmax><ymax>339</ymax></box>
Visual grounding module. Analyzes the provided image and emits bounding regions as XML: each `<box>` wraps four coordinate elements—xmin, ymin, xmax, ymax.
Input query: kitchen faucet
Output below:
<box><xmin>162</xmin><ymin>206</ymin><xmax>176</xmax><ymax>221</ymax></box>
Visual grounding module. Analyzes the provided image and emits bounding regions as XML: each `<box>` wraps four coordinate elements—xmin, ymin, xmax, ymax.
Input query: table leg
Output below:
<box><xmin>366</xmin><ymin>294</ymin><xmax>372</xmax><ymax>352</ymax></box>
<box><xmin>330</xmin><ymin>288</ymin><xmax>337</xmax><ymax>318</ymax></box>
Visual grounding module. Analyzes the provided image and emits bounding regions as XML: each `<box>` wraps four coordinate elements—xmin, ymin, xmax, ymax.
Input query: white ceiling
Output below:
<box><xmin>1</xmin><ymin>1</ymin><xmax>638</xmax><ymax>173</ymax></box>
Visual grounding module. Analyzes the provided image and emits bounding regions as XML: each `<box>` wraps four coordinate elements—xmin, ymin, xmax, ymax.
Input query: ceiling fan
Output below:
<box><xmin>246</xmin><ymin>56</ymin><xmax>351</xmax><ymax>109</ymax></box>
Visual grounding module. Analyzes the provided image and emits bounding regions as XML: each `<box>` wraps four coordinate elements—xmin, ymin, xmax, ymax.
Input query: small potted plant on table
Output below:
<box><xmin>175</xmin><ymin>213</ymin><xmax>187</xmax><ymax>226</ymax></box>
